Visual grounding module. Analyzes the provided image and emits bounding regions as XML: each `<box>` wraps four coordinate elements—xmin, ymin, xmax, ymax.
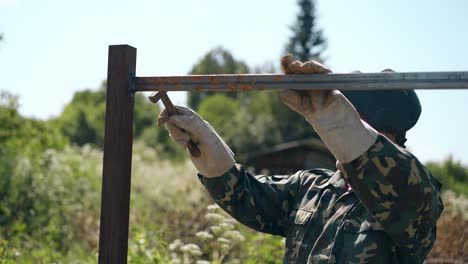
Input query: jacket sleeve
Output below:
<box><xmin>198</xmin><ymin>164</ymin><xmax>303</xmax><ymax>237</ymax></box>
<box><xmin>340</xmin><ymin>135</ymin><xmax>444</xmax><ymax>252</ymax></box>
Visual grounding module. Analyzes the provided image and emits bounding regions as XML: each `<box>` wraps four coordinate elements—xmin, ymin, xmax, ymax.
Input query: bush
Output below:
<box><xmin>426</xmin><ymin>156</ymin><xmax>468</xmax><ymax>196</ymax></box>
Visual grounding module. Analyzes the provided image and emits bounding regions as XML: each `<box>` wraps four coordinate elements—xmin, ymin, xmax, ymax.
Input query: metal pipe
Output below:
<box><xmin>133</xmin><ymin>71</ymin><xmax>468</xmax><ymax>92</ymax></box>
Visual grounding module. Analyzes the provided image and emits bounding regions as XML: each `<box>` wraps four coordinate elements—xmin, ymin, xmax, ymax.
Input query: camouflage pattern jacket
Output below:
<box><xmin>199</xmin><ymin>136</ymin><xmax>444</xmax><ymax>263</ymax></box>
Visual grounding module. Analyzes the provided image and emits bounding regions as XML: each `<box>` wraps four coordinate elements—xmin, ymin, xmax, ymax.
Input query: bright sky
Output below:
<box><xmin>1</xmin><ymin>0</ymin><xmax>468</xmax><ymax>164</ymax></box>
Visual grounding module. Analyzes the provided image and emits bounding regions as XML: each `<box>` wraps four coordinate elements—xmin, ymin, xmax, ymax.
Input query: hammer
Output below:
<box><xmin>149</xmin><ymin>91</ymin><xmax>202</xmax><ymax>158</ymax></box>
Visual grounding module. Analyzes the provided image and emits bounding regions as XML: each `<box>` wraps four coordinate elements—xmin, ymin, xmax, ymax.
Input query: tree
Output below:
<box><xmin>285</xmin><ymin>0</ymin><xmax>327</xmax><ymax>62</ymax></box>
<box><xmin>53</xmin><ymin>82</ymin><xmax>185</xmax><ymax>159</ymax></box>
<box><xmin>197</xmin><ymin>92</ymin><xmax>282</xmax><ymax>162</ymax></box>
<box><xmin>272</xmin><ymin>0</ymin><xmax>328</xmax><ymax>143</ymax></box>
<box><xmin>0</xmin><ymin>91</ymin><xmax>68</xmax><ymax>242</ymax></box>
<box><xmin>55</xmin><ymin>82</ymin><xmax>156</xmax><ymax>147</ymax></box>
<box><xmin>0</xmin><ymin>91</ymin><xmax>66</xmax><ymax>155</ymax></box>
<box><xmin>187</xmin><ymin>47</ymin><xmax>249</xmax><ymax>110</ymax></box>
<box><xmin>55</xmin><ymin>87</ymin><xmax>106</xmax><ymax>147</ymax></box>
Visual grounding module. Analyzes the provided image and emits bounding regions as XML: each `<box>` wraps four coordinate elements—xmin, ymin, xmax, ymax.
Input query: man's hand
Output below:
<box><xmin>280</xmin><ymin>54</ymin><xmax>334</xmax><ymax>118</ymax></box>
<box><xmin>158</xmin><ymin>106</ymin><xmax>235</xmax><ymax>178</ymax></box>
<box><xmin>279</xmin><ymin>54</ymin><xmax>378</xmax><ymax>164</ymax></box>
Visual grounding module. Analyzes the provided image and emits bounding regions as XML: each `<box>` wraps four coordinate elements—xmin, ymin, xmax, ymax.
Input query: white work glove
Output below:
<box><xmin>280</xmin><ymin>54</ymin><xmax>378</xmax><ymax>164</ymax></box>
<box><xmin>158</xmin><ymin>106</ymin><xmax>235</xmax><ymax>178</ymax></box>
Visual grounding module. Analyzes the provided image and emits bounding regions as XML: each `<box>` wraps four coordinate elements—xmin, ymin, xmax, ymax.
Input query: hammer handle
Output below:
<box><xmin>151</xmin><ymin>92</ymin><xmax>202</xmax><ymax>158</ymax></box>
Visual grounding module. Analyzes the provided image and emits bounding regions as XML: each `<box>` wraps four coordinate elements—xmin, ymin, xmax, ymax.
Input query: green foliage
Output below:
<box><xmin>196</xmin><ymin>90</ymin><xmax>317</xmax><ymax>162</ymax></box>
<box><xmin>426</xmin><ymin>156</ymin><xmax>468</xmax><ymax>196</ymax></box>
<box><xmin>53</xmin><ymin>83</ymin><xmax>185</xmax><ymax>160</ymax></box>
<box><xmin>0</xmin><ymin>92</ymin><xmax>466</xmax><ymax>262</ymax></box>
<box><xmin>187</xmin><ymin>47</ymin><xmax>250</xmax><ymax>110</ymax></box>
<box><xmin>168</xmin><ymin>204</ymin><xmax>245</xmax><ymax>264</ymax></box>
<box><xmin>0</xmin><ymin>91</ymin><xmax>67</xmax><ymax>155</ymax></box>
<box><xmin>0</xmin><ymin>146</ymin><xmax>103</xmax><ymax>260</ymax></box>
<box><xmin>55</xmin><ymin>82</ymin><xmax>152</xmax><ymax>147</ymax></box>
<box><xmin>127</xmin><ymin>226</ymin><xmax>170</xmax><ymax>263</ymax></box>
<box><xmin>55</xmin><ymin>88</ymin><xmax>106</xmax><ymax>147</ymax></box>
<box><xmin>197</xmin><ymin>94</ymin><xmax>241</xmax><ymax>152</ymax></box>
<box><xmin>0</xmin><ymin>93</ymin><xmax>286</xmax><ymax>262</ymax></box>
<box><xmin>260</xmin><ymin>92</ymin><xmax>318</xmax><ymax>142</ymax></box>
<box><xmin>0</xmin><ymin>91</ymin><xmax>68</xmax><ymax>245</ymax></box>
<box><xmin>168</xmin><ymin>204</ymin><xmax>284</xmax><ymax>264</ymax></box>
<box><xmin>285</xmin><ymin>0</ymin><xmax>327</xmax><ymax>62</ymax></box>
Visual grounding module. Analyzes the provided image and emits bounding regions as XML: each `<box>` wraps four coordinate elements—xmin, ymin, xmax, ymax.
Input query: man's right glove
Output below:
<box><xmin>158</xmin><ymin>106</ymin><xmax>235</xmax><ymax>178</ymax></box>
<box><xmin>280</xmin><ymin>54</ymin><xmax>378</xmax><ymax>164</ymax></box>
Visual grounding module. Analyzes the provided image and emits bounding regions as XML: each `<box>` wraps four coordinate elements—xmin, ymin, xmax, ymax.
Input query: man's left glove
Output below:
<box><xmin>280</xmin><ymin>54</ymin><xmax>378</xmax><ymax>164</ymax></box>
<box><xmin>158</xmin><ymin>106</ymin><xmax>235</xmax><ymax>178</ymax></box>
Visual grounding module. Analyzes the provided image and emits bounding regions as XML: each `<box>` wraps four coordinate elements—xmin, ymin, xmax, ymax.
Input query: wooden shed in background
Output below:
<box><xmin>245</xmin><ymin>138</ymin><xmax>336</xmax><ymax>175</ymax></box>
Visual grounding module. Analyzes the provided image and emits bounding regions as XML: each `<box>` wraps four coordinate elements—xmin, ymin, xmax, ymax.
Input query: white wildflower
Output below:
<box><xmin>210</xmin><ymin>226</ymin><xmax>227</xmax><ymax>236</ymax></box>
<box><xmin>196</xmin><ymin>260</ymin><xmax>211</xmax><ymax>264</ymax></box>
<box><xmin>224</xmin><ymin>230</ymin><xmax>245</xmax><ymax>242</ymax></box>
<box><xmin>205</xmin><ymin>212</ymin><xmax>225</xmax><ymax>224</ymax></box>
<box><xmin>217</xmin><ymin>237</ymin><xmax>231</xmax><ymax>244</ymax></box>
<box><xmin>207</xmin><ymin>204</ymin><xmax>220</xmax><ymax>212</ymax></box>
<box><xmin>219</xmin><ymin>242</ymin><xmax>230</xmax><ymax>252</ymax></box>
<box><xmin>169</xmin><ymin>239</ymin><xmax>184</xmax><ymax>251</ymax></box>
<box><xmin>181</xmin><ymin>243</ymin><xmax>202</xmax><ymax>256</ymax></box>
<box><xmin>223</xmin><ymin>218</ymin><xmax>237</xmax><ymax>225</ymax></box>
<box><xmin>210</xmin><ymin>225</ymin><xmax>223</xmax><ymax>235</ymax></box>
<box><xmin>171</xmin><ymin>253</ymin><xmax>181</xmax><ymax>264</ymax></box>
<box><xmin>219</xmin><ymin>222</ymin><xmax>234</xmax><ymax>231</ymax></box>
<box><xmin>196</xmin><ymin>231</ymin><xmax>214</xmax><ymax>241</ymax></box>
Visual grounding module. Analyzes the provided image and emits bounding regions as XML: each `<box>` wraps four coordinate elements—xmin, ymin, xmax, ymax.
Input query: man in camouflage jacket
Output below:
<box><xmin>158</xmin><ymin>55</ymin><xmax>444</xmax><ymax>263</ymax></box>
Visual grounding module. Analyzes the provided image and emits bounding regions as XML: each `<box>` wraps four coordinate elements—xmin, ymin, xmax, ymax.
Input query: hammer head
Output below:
<box><xmin>148</xmin><ymin>91</ymin><xmax>202</xmax><ymax>158</ymax></box>
<box><xmin>148</xmin><ymin>91</ymin><xmax>166</xmax><ymax>103</ymax></box>
<box><xmin>149</xmin><ymin>91</ymin><xmax>178</xmax><ymax>125</ymax></box>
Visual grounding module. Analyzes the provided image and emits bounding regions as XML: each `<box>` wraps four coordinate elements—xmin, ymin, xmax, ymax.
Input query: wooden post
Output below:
<box><xmin>98</xmin><ymin>45</ymin><xmax>136</xmax><ymax>264</ymax></box>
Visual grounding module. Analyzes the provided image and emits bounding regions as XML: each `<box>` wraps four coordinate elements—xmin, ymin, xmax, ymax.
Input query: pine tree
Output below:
<box><xmin>285</xmin><ymin>0</ymin><xmax>327</xmax><ymax>62</ymax></box>
<box><xmin>278</xmin><ymin>0</ymin><xmax>327</xmax><ymax>143</ymax></box>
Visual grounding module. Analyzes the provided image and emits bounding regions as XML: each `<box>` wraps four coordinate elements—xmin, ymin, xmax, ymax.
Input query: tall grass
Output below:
<box><xmin>0</xmin><ymin>142</ymin><xmax>466</xmax><ymax>263</ymax></box>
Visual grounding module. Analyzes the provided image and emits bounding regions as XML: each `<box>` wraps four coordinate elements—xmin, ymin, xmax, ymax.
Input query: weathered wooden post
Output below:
<box><xmin>98</xmin><ymin>45</ymin><xmax>136</xmax><ymax>264</ymax></box>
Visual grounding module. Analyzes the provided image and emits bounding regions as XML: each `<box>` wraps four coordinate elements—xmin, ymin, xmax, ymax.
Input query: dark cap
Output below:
<box><xmin>342</xmin><ymin>89</ymin><xmax>422</xmax><ymax>135</ymax></box>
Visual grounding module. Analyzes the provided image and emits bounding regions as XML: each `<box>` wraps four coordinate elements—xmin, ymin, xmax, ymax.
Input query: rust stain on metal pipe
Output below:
<box><xmin>227</xmin><ymin>82</ymin><xmax>237</xmax><ymax>91</ymax></box>
<box><xmin>240</xmin><ymin>84</ymin><xmax>254</xmax><ymax>91</ymax></box>
<box><xmin>208</xmin><ymin>76</ymin><xmax>219</xmax><ymax>90</ymax></box>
